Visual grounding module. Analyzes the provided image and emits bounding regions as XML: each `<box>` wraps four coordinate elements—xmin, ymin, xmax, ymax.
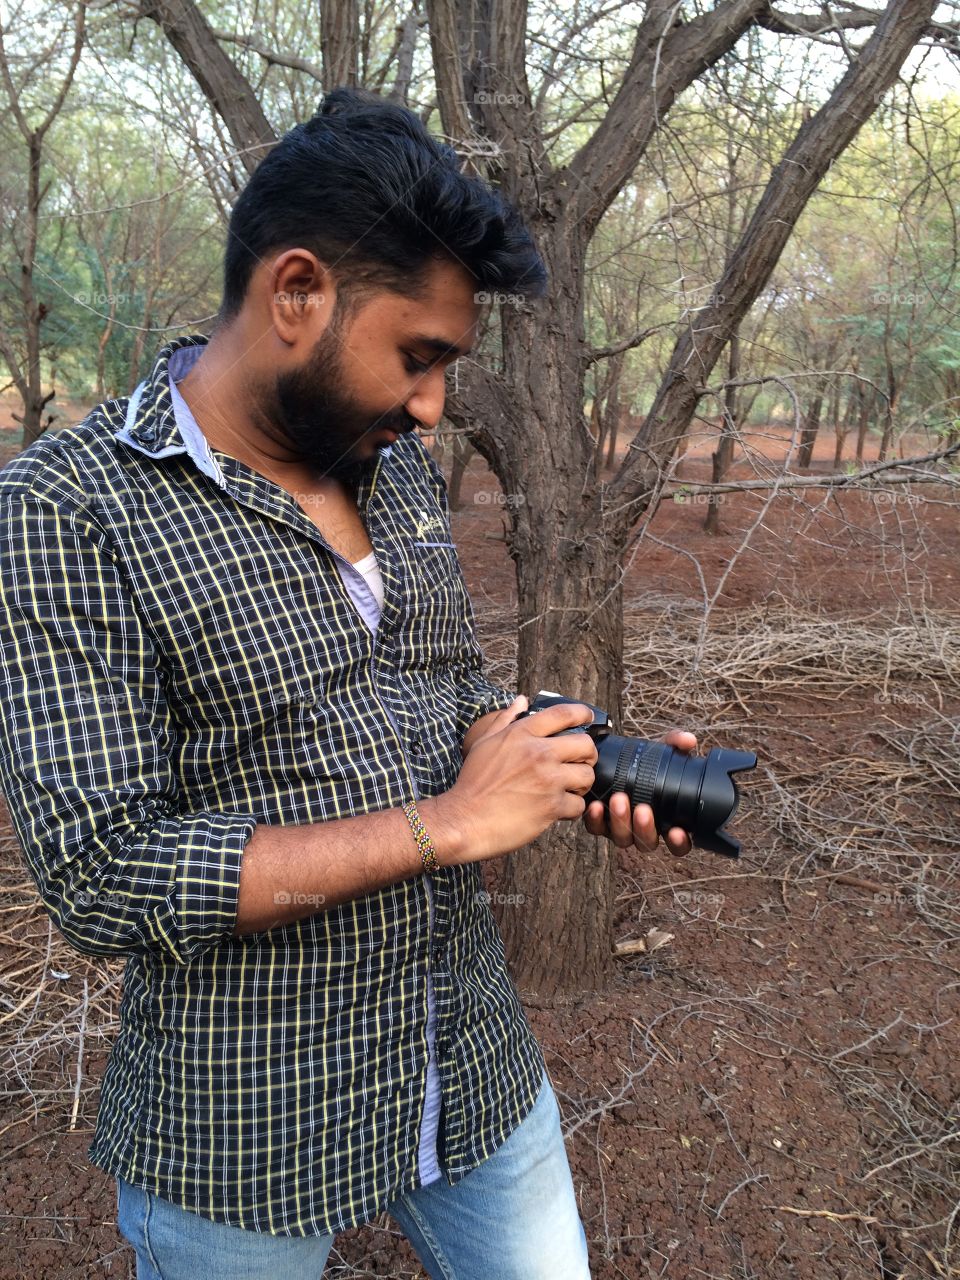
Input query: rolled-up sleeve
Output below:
<box><xmin>0</xmin><ymin>488</ymin><xmax>258</xmax><ymax>962</ymax></box>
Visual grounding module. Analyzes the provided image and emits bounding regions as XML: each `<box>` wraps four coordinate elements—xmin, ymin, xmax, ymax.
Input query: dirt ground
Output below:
<box><xmin>0</xmin><ymin>412</ymin><xmax>957</xmax><ymax>1279</ymax></box>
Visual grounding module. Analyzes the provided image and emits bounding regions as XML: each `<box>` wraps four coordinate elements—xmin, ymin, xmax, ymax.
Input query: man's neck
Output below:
<box><xmin>176</xmin><ymin>329</ymin><xmax>311</xmax><ymax>489</ymax></box>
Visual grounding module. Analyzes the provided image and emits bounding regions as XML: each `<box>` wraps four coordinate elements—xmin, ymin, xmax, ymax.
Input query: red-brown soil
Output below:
<box><xmin>0</xmin><ymin>414</ymin><xmax>957</xmax><ymax>1279</ymax></box>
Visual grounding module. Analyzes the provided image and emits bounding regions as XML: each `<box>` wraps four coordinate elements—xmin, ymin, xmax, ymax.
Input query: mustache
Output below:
<box><xmin>371</xmin><ymin>409</ymin><xmax>420</xmax><ymax>435</ymax></box>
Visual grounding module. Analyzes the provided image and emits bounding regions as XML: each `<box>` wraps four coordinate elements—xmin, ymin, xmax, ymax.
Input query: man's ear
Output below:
<box><xmin>268</xmin><ymin>249</ymin><xmax>335</xmax><ymax>346</ymax></box>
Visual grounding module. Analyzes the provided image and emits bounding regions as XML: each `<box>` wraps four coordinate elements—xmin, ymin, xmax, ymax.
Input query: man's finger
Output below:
<box><xmin>497</xmin><ymin>694</ymin><xmax>528</xmax><ymax>725</ymax></box>
<box><xmin>583</xmin><ymin>800</ymin><xmax>607</xmax><ymax>838</ymax></box>
<box><xmin>631</xmin><ymin>802</ymin><xmax>659</xmax><ymax>852</ymax></box>
<box><xmin>662</xmin><ymin>728</ymin><xmax>698</xmax><ymax>754</ymax></box>
<box><xmin>608</xmin><ymin>792</ymin><xmax>635</xmax><ymax>848</ymax></box>
<box><xmin>665</xmin><ymin>826</ymin><xmax>692</xmax><ymax>856</ymax></box>
<box><xmin>517</xmin><ymin>700</ymin><xmax>595</xmax><ymax>738</ymax></box>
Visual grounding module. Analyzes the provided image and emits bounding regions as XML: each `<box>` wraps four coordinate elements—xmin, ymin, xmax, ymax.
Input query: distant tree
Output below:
<box><xmin>0</xmin><ymin>3</ymin><xmax>84</xmax><ymax>444</ymax></box>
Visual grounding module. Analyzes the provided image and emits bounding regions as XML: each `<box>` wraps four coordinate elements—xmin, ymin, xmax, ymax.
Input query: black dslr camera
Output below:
<box><xmin>515</xmin><ymin>691</ymin><xmax>756</xmax><ymax>858</ymax></box>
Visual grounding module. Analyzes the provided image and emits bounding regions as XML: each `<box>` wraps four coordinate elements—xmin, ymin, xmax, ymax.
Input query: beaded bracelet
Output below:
<box><xmin>402</xmin><ymin>800</ymin><xmax>441</xmax><ymax>875</ymax></box>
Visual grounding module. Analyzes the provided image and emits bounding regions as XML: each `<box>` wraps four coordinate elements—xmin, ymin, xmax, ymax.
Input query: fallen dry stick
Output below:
<box><xmin>775</xmin><ymin>1206</ymin><xmax>879</xmax><ymax>1225</ymax></box>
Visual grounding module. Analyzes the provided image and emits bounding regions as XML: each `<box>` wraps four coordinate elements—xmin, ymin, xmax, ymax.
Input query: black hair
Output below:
<box><xmin>220</xmin><ymin>86</ymin><xmax>548</xmax><ymax>322</ymax></box>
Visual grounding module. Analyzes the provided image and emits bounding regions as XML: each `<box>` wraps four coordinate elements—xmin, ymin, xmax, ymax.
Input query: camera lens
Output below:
<box><xmin>588</xmin><ymin>735</ymin><xmax>756</xmax><ymax>858</ymax></box>
<box><xmin>514</xmin><ymin>692</ymin><xmax>757</xmax><ymax>858</ymax></box>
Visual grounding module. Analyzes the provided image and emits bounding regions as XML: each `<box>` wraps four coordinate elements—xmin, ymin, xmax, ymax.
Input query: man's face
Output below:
<box><xmin>258</xmin><ymin>255</ymin><xmax>480</xmax><ymax>489</ymax></box>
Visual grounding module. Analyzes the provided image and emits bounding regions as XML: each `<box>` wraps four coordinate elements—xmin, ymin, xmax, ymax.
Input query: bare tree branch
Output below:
<box><xmin>558</xmin><ymin>0</ymin><xmax>765</xmax><ymax>241</ymax></box>
<box><xmin>212</xmin><ymin>30</ymin><xmax>325</xmax><ymax>83</ymax></box>
<box><xmin>384</xmin><ymin>4</ymin><xmax>426</xmax><ymax>103</ymax></box>
<box><xmin>605</xmin><ymin>0</ymin><xmax>941</xmax><ymax>537</ymax></box>
<box><xmin>758</xmin><ymin>3</ymin><xmax>883</xmax><ymax>35</ymax></box>
<box><xmin>139</xmin><ymin>0</ymin><xmax>278</xmax><ymax>172</ymax></box>
<box><xmin>321</xmin><ymin>0</ymin><xmax>360</xmax><ymax>88</ymax></box>
<box><xmin>584</xmin><ymin>324</ymin><xmax>670</xmax><ymax>366</ymax></box>
<box><xmin>665</xmin><ymin>441</ymin><xmax>960</xmax><ymax>496</ymax></box>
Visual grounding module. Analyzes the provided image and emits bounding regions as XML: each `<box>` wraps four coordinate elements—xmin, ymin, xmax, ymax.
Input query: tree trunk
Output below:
<box><xmin>604</xmin><ymin>407</ymin><xmax>620</xmax><ymax>469</ymax></box>
<box><xmin>13</xmin><ymin>392</ymin><xmax>54</xmax><ymax>447</ymax></box>
<box><xmin>447</xmin><ymin>227</ymin><xmax>628</xmax><ymax>998</ymax></box>
<box><xmin>704</xmin><ymin>332</ymin><xmax>739</xmax><ymax>533</ymax></box>
<box><xmin>856</xmin><ymin>387</ymin><xmax>873</xmax><ymax>462</ymax></box>
<box><xmin>9</xmin><ymin>135</ymin><xmax>58</xmax><ymax>449</ymax></box>
<box><xmin>798</xmin><ymin>337</ymin><xmax>838</xmax><ymax>469</ymax></box>
<box><xmin>495</xmin><ymin>567</ymin><xmax>624</xmax><ymax>1001</ymax></box>
<box><xmin>448</xmin><ymin>432</ymin><xmax>472</xmax><ymax>511</ymax></box>
<box><xmin>320</xmin><ymin>0</ymin><xmax>360</xmax><ymax>88</ymax></box>
<box><xmin>589</xmin><ymin>393</ymin><xmax>605</xmax><ymax>464</ymax></box>
<box><xmin>600</xmin><ymin>350</ymin><xmax>625</xmax><ymax>471</ymax></box>
<box><xmin>827</xmin><ymin>377</ymin><xmax>841</xmax><ymax>433</ymax></box>
<box><xmin>798</xmin><ymin>388</ymin><xmax>824</xmax><ymax>470</ymax></box>
<box><xmin>834</xmin><ymin>365</ymin><xmax>860</xmax><ymax>465</ymax></box>
<box><xmin>878</xmin><ymin>373</ymin><xmax>898</xmax><ymax>460</ymax></box>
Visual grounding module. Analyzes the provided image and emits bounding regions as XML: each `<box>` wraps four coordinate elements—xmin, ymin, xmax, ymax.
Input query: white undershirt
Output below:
<box><xmin>351</xmin><ymin>549</ymin><xmax>384</xmax><ymax>613</ymax></box>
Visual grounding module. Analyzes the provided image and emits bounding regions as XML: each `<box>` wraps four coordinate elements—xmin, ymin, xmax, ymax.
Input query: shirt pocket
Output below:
<box><xmin>392</xmin><ymin>538</ymin><xmax>471</xmax><ymax>657</ymax></box>
<box><xmin>405</xmin><ymin>538</ymin><xmax>463</xmax><ymax>600</ymax></box>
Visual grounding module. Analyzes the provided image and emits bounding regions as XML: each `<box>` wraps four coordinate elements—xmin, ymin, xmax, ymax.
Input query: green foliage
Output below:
<box><xmin>1</xmin><ymin>5</ymin><xmax>957</xmax><ymax>440</ymax></box>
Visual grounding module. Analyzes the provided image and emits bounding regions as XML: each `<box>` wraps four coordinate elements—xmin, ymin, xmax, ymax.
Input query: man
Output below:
<box><xmin>0</xmin><ymin>88</ymin><xmax>695</xmax><ymax>1278</ymax></box>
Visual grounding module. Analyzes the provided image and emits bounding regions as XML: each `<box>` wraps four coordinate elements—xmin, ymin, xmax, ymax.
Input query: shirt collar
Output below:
<box><xmin>115</xmin><ymin>335</ymin><xmax>215</xmax><ymax>465</ymax></box>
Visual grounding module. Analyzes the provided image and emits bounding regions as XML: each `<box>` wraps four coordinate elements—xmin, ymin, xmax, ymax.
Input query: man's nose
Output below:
<box><xmin>406</xmin><ymin>368</ymin><xmax>446</xmax><ymax>432</ymax></box>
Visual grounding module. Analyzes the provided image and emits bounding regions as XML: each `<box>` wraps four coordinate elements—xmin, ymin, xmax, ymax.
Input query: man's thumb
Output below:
<box><xmin>503</xmin><ymin>693</ymin><xmax>528</xmax><ymax>721</ymax></box>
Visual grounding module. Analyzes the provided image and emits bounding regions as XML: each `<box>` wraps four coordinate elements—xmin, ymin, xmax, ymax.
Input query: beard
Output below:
<box><xmin>250</xmin><ymin>320</ymin><xmax>420</xmax><ymax>492</ymax></box>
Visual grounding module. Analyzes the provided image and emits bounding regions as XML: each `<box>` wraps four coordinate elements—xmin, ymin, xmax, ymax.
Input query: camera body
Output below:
<box><xmin>515</xmin><ymin>690</ymin><xmax>756</xmax><ymax>858</ymax></box>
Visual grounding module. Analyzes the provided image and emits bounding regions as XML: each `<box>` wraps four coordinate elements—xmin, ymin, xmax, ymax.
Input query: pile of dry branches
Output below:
<box><xmin>0</xmin><ymin>838</ymin><xmax>122</xmax><ymax>1155</ymax></box>
<box><xmin>478</xmin><ymin>599</ymin><xmax>960</xmax><ymax>926</ymax></box>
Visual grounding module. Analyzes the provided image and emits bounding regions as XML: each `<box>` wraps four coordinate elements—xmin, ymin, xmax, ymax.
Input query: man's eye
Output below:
<box><xmin>404</xmin><ymin>354</ymin><xmax>431</xmax><ymax>374</ymax></box>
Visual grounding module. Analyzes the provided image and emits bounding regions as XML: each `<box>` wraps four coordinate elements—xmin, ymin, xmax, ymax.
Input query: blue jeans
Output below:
<box><xmin>116</xmin><ymin>1066</ymin><xmax>591</xmax><ymax>1279</ymax></box>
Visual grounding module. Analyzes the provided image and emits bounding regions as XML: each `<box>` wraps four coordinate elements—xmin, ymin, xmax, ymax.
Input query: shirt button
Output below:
<box><xmin>432</xmin><ymin>947</ymin><xmax>444</xmax><ymax>968</ymax></box>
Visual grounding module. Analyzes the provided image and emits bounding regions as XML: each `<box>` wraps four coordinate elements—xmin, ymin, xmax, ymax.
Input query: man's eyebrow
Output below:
<box><xmin>409</xmin><ymin>333</ymin><xmax>473</xmax><ymax>359</ymax></box>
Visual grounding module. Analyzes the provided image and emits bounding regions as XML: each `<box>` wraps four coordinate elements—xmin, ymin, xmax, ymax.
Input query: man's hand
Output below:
<box><xmin>583</xmin><ymin>729</ymin><xmax>698</xmax><ymax>856</ymax></box>
<box><xmin>462</xmin><ymin>695</ymin><xmax>527</xmax><ymax>759</ymax></box>
<box><xmin>439</xmin><ymin>697</ymin><xmax>598</xmax><ymax>864</ymax></box>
